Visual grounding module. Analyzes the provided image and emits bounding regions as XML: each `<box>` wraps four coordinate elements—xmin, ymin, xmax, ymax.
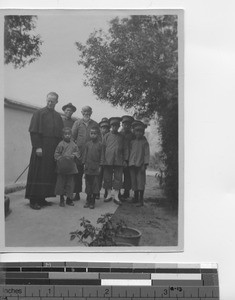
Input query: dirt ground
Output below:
<box><xmin>5</xmin><ymin>172</ymin><xmax>178</xmax><ymax>248</ymax></box>
<box><xmin>111</xmin><ymin>174</ymin><xmax>178</xmax><ymax>247</ymax></box>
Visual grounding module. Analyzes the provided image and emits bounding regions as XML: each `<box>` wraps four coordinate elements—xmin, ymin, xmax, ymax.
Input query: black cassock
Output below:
<box><xmin>25</xmin><ymin>107</ymin><xmax>63</xmax><ymax>203</ymax></box>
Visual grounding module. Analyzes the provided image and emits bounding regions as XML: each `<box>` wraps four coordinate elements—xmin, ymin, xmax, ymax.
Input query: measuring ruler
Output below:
<box><xmin>0</xmin><ymin>262</ymin><xmax>219</xmax><ymax>299</ymax></box>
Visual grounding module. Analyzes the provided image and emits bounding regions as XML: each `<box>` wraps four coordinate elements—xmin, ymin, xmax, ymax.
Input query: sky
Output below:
<box><xmin>4</xmin><ymin>11</ymin><xmax>133</xmax><ymax>122</ymax></box>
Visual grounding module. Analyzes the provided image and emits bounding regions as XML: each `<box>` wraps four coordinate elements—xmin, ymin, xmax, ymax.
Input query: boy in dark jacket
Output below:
<box><xmin>101</xmin><ymin>117</ymin><xmax>128</xmax><ymax>205</ymax></box>
<box><xmin>99</xmin><ymin>118</ymin><xmax>110</xmax><ymax>199</ymax></box>
<box><xmin>129</xmin><ymin>121</ymin><xmax>150</xmax><ymax>207</ymax></box>
<box><xmin>83</xmin><ymin>126</ymin><xmax>102</xmax><ymax>209</ymax></box>
<box><xmin>54</xmin><ymin>127</ymin><xmax>80</xmax><ymax>207</ymax></box>
<box><xmin>72</xmin><ymin>105</ymin><xmax>100</xmax><ymax>201</ymax></box>
<box><xmin>119</xmin><ymin>115</ymin><xmax>135</xmax><ymax>200</ymax></box>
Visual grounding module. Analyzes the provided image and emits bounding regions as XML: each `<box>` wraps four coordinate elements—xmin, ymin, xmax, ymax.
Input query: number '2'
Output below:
<box><xmin>104</xmin><ymin>288</ymin><xmax>109</xmax><ymax>296</ymax></box>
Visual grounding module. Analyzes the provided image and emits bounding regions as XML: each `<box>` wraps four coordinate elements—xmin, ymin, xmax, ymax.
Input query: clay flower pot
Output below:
<box><xmin>115</xmin><ymin>227</ymin><xmax>142</xmax><ymax>246</ymax></box>
<box><xmin>116</xmin><ymin>242</ymin><xmax>133</xmax><ymax>247</ymax></box>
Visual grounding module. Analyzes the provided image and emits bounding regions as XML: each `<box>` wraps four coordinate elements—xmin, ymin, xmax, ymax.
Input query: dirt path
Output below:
<box><xmin>111</xmin><ymin>175</ymin><xmax>178</xmax><ymax>247</ymax></box>
<box><xmin>5</xmin><ymin>190</ymin><xmax>118</xmax><ymax>248</ymax></box>
<box><xmin>5</xmin><ymin>174</ymin><xmax>178</xmax><ymax>248</ymax></box>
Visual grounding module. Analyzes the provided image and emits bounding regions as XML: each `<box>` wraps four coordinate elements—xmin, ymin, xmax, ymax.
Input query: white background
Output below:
<box><xmin>1</xmin><ymin>1</ymin><xmax>235</xmax><ymax>299</ymax></box>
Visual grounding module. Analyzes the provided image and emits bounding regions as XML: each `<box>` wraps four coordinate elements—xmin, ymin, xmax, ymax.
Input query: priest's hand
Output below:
<box><xmin>36</xmin><ymin>148</ymin><xmax>43</xmax><ymax>157</ymax></box>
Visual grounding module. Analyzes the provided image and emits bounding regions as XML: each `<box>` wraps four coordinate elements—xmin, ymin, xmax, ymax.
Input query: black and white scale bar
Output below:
<box><xmin>0</xmin><ymin>263</ymin><xmax>219</xmax><ymax>299</ymax></box>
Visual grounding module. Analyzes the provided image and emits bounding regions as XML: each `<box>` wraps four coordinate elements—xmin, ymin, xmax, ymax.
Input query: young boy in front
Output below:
<box><xmin>101</xmin><ymin>117</ymin><xmax>128</xmax><ymax>205</ymax></box>
<box><xmin>83</xmin><ymin>126</ymin><xmax>102</xmax><ymax>209</ymax></box>
<box><xmin>129</xmin><ymin>121</ymin><xmax>150</xmax><ymax>207</ymax></box>
<box><xmin>54</xmin><ymin>127</ymin><xmax>80</xmax><ymax>207</ymax></box>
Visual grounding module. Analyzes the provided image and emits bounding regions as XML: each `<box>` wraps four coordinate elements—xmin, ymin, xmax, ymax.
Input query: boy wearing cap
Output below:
<box><xmin>129</xmin><ymin>121</ymin><xmax>150</xmax><ymax>207</ymax></box>
<box><xmin>101</xmin><ymin>117</ymin><xmax>128</xmax><ymax>205</ymax></box>
<box><xmin>83</xmin><ymin>126</ymin><xmax>102</xmax><ymax>209</ymax></box>
<box><xmin>62</xmin><ymin>103</ymin><xmax>77</xmax><ymax>128</ymax></box>
<box><xmin>99</xmin><ymin>118</ymin><xmax>110</xmax><ymax>199</ymax></box>
<box><xmin>72</xmin><ymin>106</ymin><xmax>100</xmax><ymax>201</ymax></box>
<box><xmin>54</xmin><ymin>127</ymin><xmax>80</xmax><ymax>207</ymax></box>
<box><xmin>120</xmin><ymin>115</ymin><xmax>135</xmax><ymax>200</ymax></box>
<box><xmin>99</xmin><ymin>117</ymin><xmax>110</xmax><ymax>139</ymax></box>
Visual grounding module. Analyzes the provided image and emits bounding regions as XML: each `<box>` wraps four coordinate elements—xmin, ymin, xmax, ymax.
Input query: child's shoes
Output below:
<box><xmin>59</xmin><ymin>196</ymin><xmax>65</xmax><ymax>207</ymax></box>
<box><xmin>66</xmin><ymin>197</ymin><xmax>74</xmax><ymax>206</ymax></box>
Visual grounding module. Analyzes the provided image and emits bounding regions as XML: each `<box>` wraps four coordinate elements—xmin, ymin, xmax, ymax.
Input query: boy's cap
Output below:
<box><xmin>63</xmin><ymin>127</ymin><xmax>72</xmax><ymax>133</ymax></box>
<box><xmin>82</xmin><ymin>105</ymin><xmax>92</xmax><ymax>113</ymax></box>
<box><xmin>101</xmin><ymin>117</ymin><xmax>109</xmax><ymax>122</ymax></box>
<box><xmin>109</xmin><ymin>117</ymin><xmax>122</xmax><ymax>125</ymax></box>
<box><xmin>99</xmin><ymin>118</ymin><xmax>110</xmax><ymax>128</ymax></box>
<box><xmin>132</xmin><ymin>120</ymin><xmax>147</xmax><ymax>130</ymax></box>
<box><xmin>90</xmin><ymin>126</ymin><xmax>100</xmax><ymax>132</ymax></box>
<box><xmin>62</xmin><ymin>102</ymin><xmax>77</xmax><ymax>112</ymax></box>
<box><xmin>121</xmin><ymin>115</ymin><xmax>134</xmax><ymax>123</ymax></box>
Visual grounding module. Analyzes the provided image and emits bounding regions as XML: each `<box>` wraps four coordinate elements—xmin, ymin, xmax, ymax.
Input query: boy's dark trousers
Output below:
<box><xmin>129</xmin><ymin>165</ymin><xmax>146</xmax><ymax>191</ymax></box>
<box><xmin>85</xmin><ymin>174</ymin><xmax>100</xmax><ymax>195</ymax></box>
<box><xmin>99</xmin><ymin>166</ymin><xmax>104</xmax><ymax>189</ymax></box>
<box><xmin>55</xmin><ymin>174</ymin><xmax>75</xmax><ymax>199</ymax></box>
<box><xmin>133</xmin><ymin>190</ymin><xmax>144</xmax><ymax>206</ymax></box>
<box><xmin>122</xmin><ymin>166</ymin><xmax>131</xmax><ymax>198</ymax></box>
<box><xmin>103</xmin><ymin>166</ymin><xmax>123</xmax><ymax>190</ymax></box>
<box><xmin>99</xmin><ymin>166</ymin><xmax>108</xmax><ymax>198</ymax></box>
<box><xmin>74</xmin><ymin>163</ymin><xmax>84</xmax><ymax>198</ymax></box>
<box><xmin>130</xmin><ymin>165</ymin><xmax>146</xmax><ymax>206</ymax></box>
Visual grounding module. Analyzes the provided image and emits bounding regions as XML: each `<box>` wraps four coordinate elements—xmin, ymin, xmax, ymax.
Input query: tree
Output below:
<box><xmin>76</xmin><ymin>15</ymin><xmax>179</xmax><ymax>206</ymax></box>
<box><xmin>4</xmin><ymin>15</ymin><xmax>43</xmax><ymax>68</ymax></box>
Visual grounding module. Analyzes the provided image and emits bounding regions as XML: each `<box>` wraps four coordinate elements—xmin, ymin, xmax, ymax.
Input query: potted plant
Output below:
<box><xmin>70</xmin><ymin>213</ymin><xmax>141</xmax><ymax>246</ymax></box>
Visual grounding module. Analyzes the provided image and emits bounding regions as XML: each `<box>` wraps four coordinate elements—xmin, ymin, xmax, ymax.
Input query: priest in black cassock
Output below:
<box><xmin>25</xmin><ymin>92</ymin><xmax>64</xmax><ymax>210</ymax></box>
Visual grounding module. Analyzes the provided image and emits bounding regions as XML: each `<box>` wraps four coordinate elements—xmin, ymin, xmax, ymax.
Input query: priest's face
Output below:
<box><xmin>46</xmin><ymin>95</ymin><xmax>58</xmax><ymax>110</ymax></box>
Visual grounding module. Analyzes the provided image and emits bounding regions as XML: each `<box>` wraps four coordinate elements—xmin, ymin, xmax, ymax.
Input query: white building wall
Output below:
<box><xmin>4</xmin><ymin>99</ymin><xmax>70</xmax><ymax>188</ymax></box>
<box><xmin>4</xmin><ymin>106</ymin><xmax>33</xmax><ymax>185</ymax></box>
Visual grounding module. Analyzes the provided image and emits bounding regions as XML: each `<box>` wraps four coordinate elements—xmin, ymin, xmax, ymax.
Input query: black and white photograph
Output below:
<box><xmin>2</xmin><ymin>9</ymin><xmax>183</xmax><ymax>251</ymax></box>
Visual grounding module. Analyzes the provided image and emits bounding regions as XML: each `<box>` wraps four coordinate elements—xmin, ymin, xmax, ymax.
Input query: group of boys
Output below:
<box><xmin>54</xmin><ymin>104</ymin><xmax>150</xmax><ymax>209</ymax></box>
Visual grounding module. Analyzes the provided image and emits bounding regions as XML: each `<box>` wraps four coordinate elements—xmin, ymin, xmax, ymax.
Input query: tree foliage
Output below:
<box><xmin>4</xmin><ymin>15</ymin><xmax>43</xmax><ymax>68</ymax></box>
<box><xmin>76</xmin><ymin>15</ymin><xmax>179</xmax><ymax>205</ymax></box>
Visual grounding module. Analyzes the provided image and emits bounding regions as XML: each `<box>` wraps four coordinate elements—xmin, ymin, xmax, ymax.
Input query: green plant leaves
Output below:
<box><xmin>70</xmin><ymin>213</ymin><xmax>126</xmax><ymax>246</ymax></box>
